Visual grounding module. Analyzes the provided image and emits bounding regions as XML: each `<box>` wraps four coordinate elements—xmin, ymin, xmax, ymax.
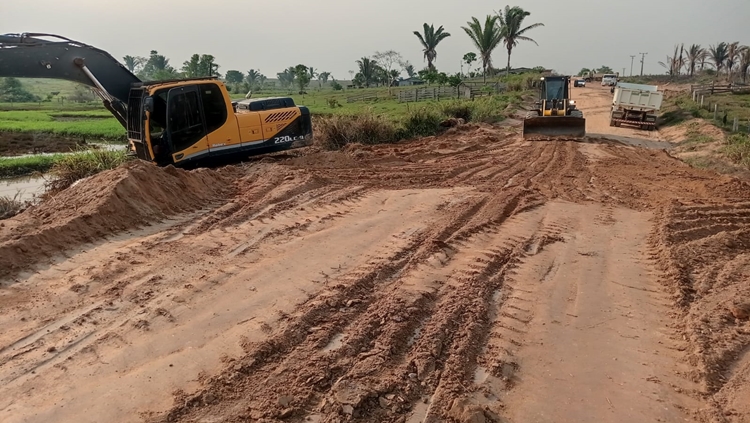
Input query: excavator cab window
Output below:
<box><xmin>167</xmin><ymin>86</ymin><xmax>207</xmax><ymax>153</ymax></box>
<box><xmin>199</xmin><ymin>83</ymin><xmax>227</xmax><ymax>133</ymax></box>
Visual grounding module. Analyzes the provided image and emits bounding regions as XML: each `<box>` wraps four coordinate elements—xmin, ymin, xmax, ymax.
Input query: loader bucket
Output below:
<box><xmin>522</xmin><ymin>116</ymin><xmax>586</xmax><ymax>139</ymax></box>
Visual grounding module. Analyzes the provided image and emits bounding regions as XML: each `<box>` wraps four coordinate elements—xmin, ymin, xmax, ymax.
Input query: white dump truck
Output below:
<box><xmin>609</xmin><ymin>82</ymin><xmax>663</xmax><ymax>130</ymax></box>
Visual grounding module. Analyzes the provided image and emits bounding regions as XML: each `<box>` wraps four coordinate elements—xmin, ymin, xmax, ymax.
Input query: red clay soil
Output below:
<box><xmin>0</xmin><ymin>105</ymin><xmax>749</xmax><ymax>422</ymax></box>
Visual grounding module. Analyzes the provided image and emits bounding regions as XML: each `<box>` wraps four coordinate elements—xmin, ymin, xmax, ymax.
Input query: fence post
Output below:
<box><xmin>734</xmin><ymin>117</ymin><xmax>739</xmax><ymax>132</ymax></box>
<box><xmin>700</xmin><ymin>95</ymin><xmax>704</xmax><ymax>109</ymax></box>
<box><xmin>714</xmin><ymin>104</ymin><xmax>718</xmax><ymax>120</ymax></box>
<box><xmin>692</xmin><ymin>91</ymin><xmax>696</xmax><ymax>102</ymax></box>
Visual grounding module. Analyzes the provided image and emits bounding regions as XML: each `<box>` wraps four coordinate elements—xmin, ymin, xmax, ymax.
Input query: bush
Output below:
<box><xmin>440</xmin><ymin>100</ymin><xmax>474</xmax><ymax>121</ymax></box>
<box><xmin>723</xmin><ymin>133</ymin><xmax>750</xmax><ymax>168</ymax></box>
<box><xmin>45</xmin><ymin>147</ymin><xmax>132</xmax><ymax>193</ymax></box>
<box><xmin>331</xmin><ymin>81</ymin><xmax>343</xmax><ymax>91</ymax></box>
<box><xmin>315</xmin><ymin>114</ymin><xmax>398</xmax><ymax>150</ymax></box>
<box><xmin>400</xmin><ymin>107</ymin><xmax>444</xmax><ymax>138</ymax></box>
<box><xmin>0</xmin><ymin>192</ymin><xmax>28</xmax><ymax>220</ymax></box>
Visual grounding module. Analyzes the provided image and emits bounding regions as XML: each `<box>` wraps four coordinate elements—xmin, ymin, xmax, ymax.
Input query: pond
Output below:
<box><xmin>0</xmin><ymin>175</ymin><xmax>46</xmax><ymax>202</ymax></box>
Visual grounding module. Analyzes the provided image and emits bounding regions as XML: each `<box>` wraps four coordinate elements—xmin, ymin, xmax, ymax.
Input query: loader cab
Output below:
<box><xmin>538</xmin><ymin>76</ymin><xmax>575</xmax><ymax>114</ymax></box>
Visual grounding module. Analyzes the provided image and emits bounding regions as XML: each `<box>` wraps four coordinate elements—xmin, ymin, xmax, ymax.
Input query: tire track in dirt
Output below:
<box><xmin>4</xmin><ymin>122</ymin><xmax>750</xmax><ymax>422</ymax></box>
<box><xmin>1</xmin><ymin>183</ymin><xmax>463</xmax><ymax>423</ymax></box>
<box><xmin>651</xmin><ymin>200</ymin><xmax>750</xmax><ymax>422</ymax></box>
<box><xmin>148</xmin><ymin>187</ymin><xmax>554</xmax><ymax>423</ymax></box>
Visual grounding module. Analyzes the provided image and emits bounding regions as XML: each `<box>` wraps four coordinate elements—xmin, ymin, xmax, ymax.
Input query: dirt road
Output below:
<box><xmin>1</xmin><ymin>86</ymin><xmax>749</xmax><ymax>423</ymax></box>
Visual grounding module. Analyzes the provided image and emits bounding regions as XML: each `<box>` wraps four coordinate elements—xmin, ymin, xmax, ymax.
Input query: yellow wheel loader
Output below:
<box><xmin>0</xmin><ymin>33</ymin><xmax>313</xmax><ymax>168</ymax></box>
<box><xmin>522</xmin><ymin>75</ymin><xmax>586</xmax><ymax>139</ymax></box>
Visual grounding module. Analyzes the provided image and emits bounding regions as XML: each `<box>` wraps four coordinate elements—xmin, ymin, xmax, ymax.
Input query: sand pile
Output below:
<box><xmin>0</xmin><ymin>161</ymin><xmax>237</xmax><ymax>278</ymax></box>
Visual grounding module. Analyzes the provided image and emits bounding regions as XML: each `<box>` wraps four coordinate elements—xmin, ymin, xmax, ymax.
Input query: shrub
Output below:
<box><xmin>45</xmin><ymin>147</ymin><xmax>132</xmax><ymax>193</ymax></box>
<box><xmin>0</xmin><ymin>192</ymin><xmax>28</xmax><ymax>220</ymax></box>
<box><xmin>315</xmin><ymin>113</ymin><xmax>399</xmax><ymax>150</ymax></box>
<box><xmin>723</xmin><ymin>133</ymin><xmax>750</xmax><ymax>168</ymax></box>
<box><xmin>331</xmin><ymin>81</ymin><xmax>343</xmax><ymax>91</ymax></box>
<box><xmin>400</xmin><ymin>107</ymin><xmax>444</xmax><ymax>138</ymax></box>
<box><xmin>440</xmin><ymin>100</ymin><xmax>473</xmax><ymax>121</ymax></box>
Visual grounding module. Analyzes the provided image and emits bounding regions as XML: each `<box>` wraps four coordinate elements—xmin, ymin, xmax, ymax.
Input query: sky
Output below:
<box><xmin>2</xmin><ymin>0</ymin><xmax>748</xmax><ymax>80</ymax></box>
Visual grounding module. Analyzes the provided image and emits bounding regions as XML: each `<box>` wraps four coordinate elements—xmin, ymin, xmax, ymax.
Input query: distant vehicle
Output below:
<box><xmin>574</xmin><ymin>79</ymin><xmax>586</xmax><ymax>87</ymax></box>
<box><xmin>602</xmin><ymin>74</ymin><xmax>618</xmax><ymax>86</ymax></box>
<box><xmin>609</xmin><ymin>82</ymin><xmax>663</xmax><ymax>130</ymax></box>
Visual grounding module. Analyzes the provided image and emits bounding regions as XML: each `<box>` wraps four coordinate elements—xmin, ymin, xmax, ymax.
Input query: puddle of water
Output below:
<box><xmin>0</xmin><ymin>175</ymin><xmax>46</xmax><ymax>202</ymax></box>
<box><xmin>322</xmin><ymin>333</ymin><xmax>344</xmax><ymax>352</ymax></box>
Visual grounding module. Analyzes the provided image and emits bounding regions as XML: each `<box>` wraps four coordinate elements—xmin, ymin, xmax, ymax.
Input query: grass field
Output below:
<box><xmin>661</xmin><ymin>91</ymin><xmax>750</xmax><ymax>129</ymax></box>
<box><xmin>0</xmin><ymin>154</ymin><xmax>61</xmax><ymax>178</ymax></box>
<box><xmin>0</xmin><ymin>109</ymin><xmax>125</xmax><ymax>140</ymax></box>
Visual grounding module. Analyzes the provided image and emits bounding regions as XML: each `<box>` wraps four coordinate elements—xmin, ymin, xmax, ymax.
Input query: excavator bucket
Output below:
<box><xmin>522</xmin><ymin>116</ymin><xmax>586</xmax><ymax>139</ymax></box>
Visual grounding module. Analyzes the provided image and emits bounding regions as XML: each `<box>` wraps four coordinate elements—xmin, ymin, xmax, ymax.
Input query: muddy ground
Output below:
<box><xmin>1</xmin><ymin>85</ymin><xmax>749</xmax><ymax>423</ymax></box>
<box><xmin>0</xmin><ymin>132</ymin><xmax>89</xmax><ymax>156</ymax></box>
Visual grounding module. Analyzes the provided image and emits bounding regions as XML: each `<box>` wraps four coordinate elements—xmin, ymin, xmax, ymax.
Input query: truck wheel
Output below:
<box><xmin>609</xmin><ymin>119</ymin><xmax>615</xmax><ymax>127</ymax></box>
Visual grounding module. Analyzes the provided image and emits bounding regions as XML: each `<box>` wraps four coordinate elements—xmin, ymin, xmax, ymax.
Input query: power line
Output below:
<box><xmin>630</xmin><ymin>55</ymin><xmax>636</xmax><ymax>76</ymax></box>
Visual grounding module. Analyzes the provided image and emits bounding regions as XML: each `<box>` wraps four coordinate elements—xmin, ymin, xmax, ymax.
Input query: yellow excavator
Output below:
<box><xmin>0</xmin><ymin>33</ymin><xmax>313</xmax><ymax>167</ymax></box>
<box><xmin>522</xmin><ymin>75</ymin><xmax>586</xmax><ymax>139</ymax></box>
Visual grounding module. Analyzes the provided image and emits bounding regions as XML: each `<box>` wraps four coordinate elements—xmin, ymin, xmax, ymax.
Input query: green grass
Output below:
<box><xmin>0</xmin><ymin>154</ymin><xmax>61</xmax><ymax>178</ymax></box>
<box><xmin>315</xmin><ymin>95</ymin><xmax>517</xmax><ymax>150</ymax></box>
<box><xmin>45</xmin><ymin>148</ymin><xmax>132</xmax><ymax>193</ymax></box>
<box><xmin>0</xmin><ymin>109</ymin><xmax>124</xmax><ymax>140</ymax></box>
<box><xmin>722</xmin><ymin>133</ymin><xmax>750</xmax><ymax>168</ymax></box>
<box><xmin>0</xmin><ymin>192</ymin><xmax>28</xmax><ymax>220</ymax></box>
<box><xmin>661</xmin><ymin>91</ymin><xmax>750</xmax><ymax>130</ymax></box>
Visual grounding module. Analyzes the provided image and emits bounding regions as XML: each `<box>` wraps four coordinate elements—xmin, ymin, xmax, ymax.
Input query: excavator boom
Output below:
<box><xmin>0</xmin><ymin>33</ymin><xmax>141</xmax><ymax>128</ymax></box>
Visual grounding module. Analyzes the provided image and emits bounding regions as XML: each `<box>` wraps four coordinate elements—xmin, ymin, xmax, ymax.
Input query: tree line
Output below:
<box><xmin>657</xmin><ymin>42</ymin><xmax>750</xmax><ymax>82</ymax></box>
<box><xmin>116</xmin><ymin>4</ymin><xmax>544</xmax><ymax>93</ymax></box>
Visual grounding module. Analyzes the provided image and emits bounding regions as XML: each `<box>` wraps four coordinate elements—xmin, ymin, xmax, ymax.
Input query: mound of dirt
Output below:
<box><xmin>0</xmin><ymin>160</ymin><xmax>237</xmax><ymax>278</ymax></box>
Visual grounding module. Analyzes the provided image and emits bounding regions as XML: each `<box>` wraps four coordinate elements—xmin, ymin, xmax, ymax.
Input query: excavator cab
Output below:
<box><xmin>522</xmin><ymin>75</ymin><xmax>586</xmax><ymax>139</ymax></box>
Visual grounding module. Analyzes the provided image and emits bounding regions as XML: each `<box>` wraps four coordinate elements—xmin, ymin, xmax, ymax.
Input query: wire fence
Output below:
<box><xmin>689</xmin><ymin>85</ymin><xmax>750</xmax><ymax>134</ymax></box>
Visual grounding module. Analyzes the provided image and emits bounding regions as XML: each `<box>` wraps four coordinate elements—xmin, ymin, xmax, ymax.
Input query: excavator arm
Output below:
<box><xmin>0</xmin><ymin>33</ymin><xmax>141</xmax><ymax>128</ymax></box>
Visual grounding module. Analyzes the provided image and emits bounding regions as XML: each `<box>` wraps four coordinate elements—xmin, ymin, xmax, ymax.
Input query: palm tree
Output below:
<box><xmin>658</xmin><ymin>45</ymin><xmax>682</xmax><ymax>78</ymax></box>
<box><xmin>356</xmin><ymin>57</ymin><xmax>378</xmax><ymax>87</ymax></box>
<box><xmin>318</xmin><ymin>71</ymin><xmax>331</xmax><ymax>88</ymax></box>
<box><xmin>686</xmin><ymin>44</ymin><xmax>703</xmax><ymax>77</ymax></box>
<box><xmin>497</xmin><ymin>6</ymin><xmax>545</xmax><ymax>76</ymax></box>
<box><xmin>308</xmin><ymin>66</ymin><xmax>318</xmax><ymax>82</ymax></box>
<box><xmin>462</xmin><ymin>15</ymin><xmax>503</xmax><ymax>82</ymax></box>
<box><xmin>699</xmin><ymin>49</ymin><xmax>709</xmax><ymax>72</ymax></box>
<box><xmin>413</xmin><ymin>23</ymin><xmax>451</xmax><ymax>71</ymax></box>
<box><xmin>709</xmin><ymin>42</ymin><xmax>729</xmax><ymax>78</ymax></box>
<box><xmin>122</xmin><ymin>55</ymin><xmax>140</xmax><ymax>73</ymax></box>
<box><xmin>727</xmin><ymin>42</ymin><xmax>742</xmax><ymax>80</ymax></box>
<box><xmin>740</xmin><ymin>48</ymin><xmax>750</xmax><ymax>84</ymax></box>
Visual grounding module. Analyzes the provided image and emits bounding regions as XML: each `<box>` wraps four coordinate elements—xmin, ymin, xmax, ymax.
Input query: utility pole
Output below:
<box><xmin>639</xmin><ymin>52</ymin><xmax>648</xmax><ymax>76</ymax></box>
<box><xmin>630</xmin><ymin>55</ymin><xmax>636</xmax><ymax>76</ymax></box>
